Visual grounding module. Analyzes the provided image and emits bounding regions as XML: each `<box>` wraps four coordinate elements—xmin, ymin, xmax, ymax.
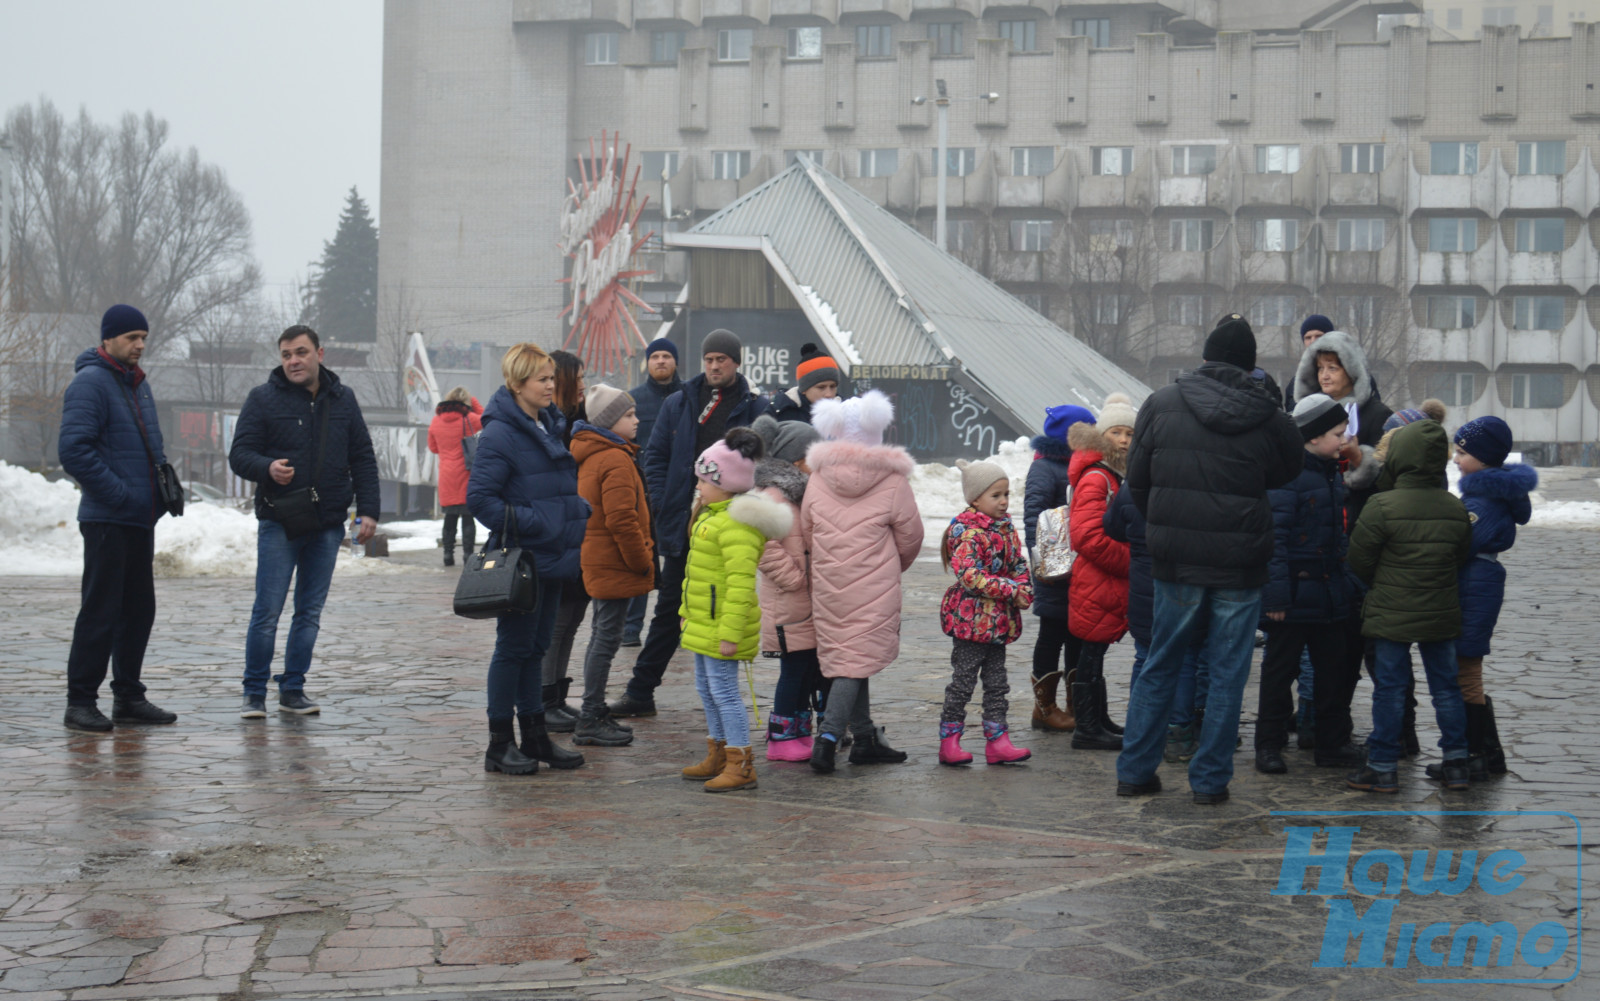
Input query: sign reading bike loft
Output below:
<box><xmin>558</xmin><ymin>130</ymin><xmax>656</xmax><ymax>375</ymax></box>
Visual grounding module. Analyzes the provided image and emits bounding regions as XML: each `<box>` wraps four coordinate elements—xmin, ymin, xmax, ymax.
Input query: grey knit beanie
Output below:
<box><xmin>752</xmin><ymin>414</ymin><xmax>820</xmax><ymax>465</ymax></box>
<box><xmin>701</xmin><ymin>328</ymin><xmax>742</xmax><ymax>362</ymax></box>
<box><xmin>585</xmin><ymin>384</ymin><xmax>636</xmax><ymax>431</ymax></box>
<box><xmin>957</xmin><ymin>459</ymin><xmax>1008</xmax><ymax>505</ymax></box>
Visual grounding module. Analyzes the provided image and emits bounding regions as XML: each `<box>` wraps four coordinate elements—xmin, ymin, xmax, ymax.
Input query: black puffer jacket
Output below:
<box><xmin>1102</xmin><ymin>484</ymin><xmax>1152</xmax><ymax>646</ymax></box>
<box><xmin>1126</xmin><ymin>362</ymin><xmax>1304</xmax><ymax>589</ymax></box>
<box><xmin>1022</xmin><ymin>435</ymin><xmax>1073</xmax><ymax>619</ymax></box>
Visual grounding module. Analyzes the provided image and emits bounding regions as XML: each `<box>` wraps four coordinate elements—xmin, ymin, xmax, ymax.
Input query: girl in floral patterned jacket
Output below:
<box><xmin>937</xmin><ymin>460</ymin><xmax>1034</xmax><ymax>767</ymax></box>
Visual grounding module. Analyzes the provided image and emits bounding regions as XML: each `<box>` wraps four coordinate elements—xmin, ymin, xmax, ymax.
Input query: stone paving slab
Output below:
<box><xmin>1</xmin><ymin>495</ymin><xmax>1597</xmax><ymax>999</ymax></box>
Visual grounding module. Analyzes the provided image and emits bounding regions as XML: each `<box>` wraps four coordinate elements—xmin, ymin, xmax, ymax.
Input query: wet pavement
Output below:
<box><xmin>2</xmin><ymin>471</ymin><xmax>1597</xmax><ymax>1000</ymax></box>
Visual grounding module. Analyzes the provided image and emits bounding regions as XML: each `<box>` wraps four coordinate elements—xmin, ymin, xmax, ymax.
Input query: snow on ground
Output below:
<box><xmin>1530</xmin><ymin>501</ymin><xmax>1600</xmax><ymax>530</ymax></box>
<box><xmin>380</xmin><ymin>519</ymin><xmax>448</xmax><ymax>553</ymax></box>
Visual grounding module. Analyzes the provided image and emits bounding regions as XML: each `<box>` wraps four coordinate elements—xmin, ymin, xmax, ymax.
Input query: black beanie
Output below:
<box><xmin>101</xmin><ymin>304</ymin><xmax>149</xmax><ymax>340</ymax></box>
<box><xmin>1203</xmin><ymin>314</ymin><xmax>1257</xmax><ymax>372</ymax></box>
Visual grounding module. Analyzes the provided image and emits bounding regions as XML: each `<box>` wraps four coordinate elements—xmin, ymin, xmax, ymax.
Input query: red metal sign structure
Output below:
<box><xmin>559</xmin><ymin>131</ymin><xmax>657</xmax><ymax>375</ymax></box>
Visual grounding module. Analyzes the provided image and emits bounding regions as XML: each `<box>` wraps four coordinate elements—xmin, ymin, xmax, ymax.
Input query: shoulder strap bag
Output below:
<box><xmin>460</xmin><ymin>412</ymin><xmax>479</xmax><ymax>471</ymax></box>
<box><xmin>116</xmin><ymin>380</ymin><xmax>184</xmax><ymax>518</ymax></box>
<box><xmin>262</xmin><ymin>397</ymin><xmax>331</xmax><ymax>539</ymax></box>
<box><xmin>453</xmin><ymin>506</ymin><xmax>541</xmax><ymax>619</ymax></box>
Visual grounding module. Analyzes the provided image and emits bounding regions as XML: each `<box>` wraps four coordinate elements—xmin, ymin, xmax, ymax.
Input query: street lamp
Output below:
<box><xmin>913</xmin><ymin>80</ymin><xmax>1001</xmax><ymax>252</ymax></box>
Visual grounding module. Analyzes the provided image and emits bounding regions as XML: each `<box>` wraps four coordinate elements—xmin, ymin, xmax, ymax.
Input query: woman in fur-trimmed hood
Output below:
<box><xmin>1291</xmin><ymin>330</ymin><xmax>1393</xmax><ymax>525</ymax></box>
<box><xmin>800</xmin><ymin>390</ymin><xmax>924</xmax><ymax>770</ymax></box>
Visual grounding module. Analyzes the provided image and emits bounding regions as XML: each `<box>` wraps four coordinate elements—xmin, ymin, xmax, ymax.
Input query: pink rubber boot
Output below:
<box><xmin>938</xmin><ymin>722</ymin><xmax>974</xmax><ymax>766</ymax></box>
<box><xmin>765</xmin><ymin>714</ymin><xmax>813</xmax><ymax>762</ymax></box>
<box><xmin>984</xmin><ymin>723</ymin><xmax>1032</xmax><ymax>765</ymax></box>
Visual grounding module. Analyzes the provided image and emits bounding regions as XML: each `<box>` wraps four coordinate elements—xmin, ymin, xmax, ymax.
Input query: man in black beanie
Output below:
<box><xmin>1115</xmin><ymin>313</ymin><xmax>1302</xmax><ymax>805</ymax></box>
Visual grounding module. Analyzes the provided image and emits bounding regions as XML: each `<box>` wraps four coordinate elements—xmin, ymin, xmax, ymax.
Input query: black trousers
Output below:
<box><xmin>442</xmin><ymin>505</ymin><xmax>475</xmax><ymax>554</ymax></box>
<box><xmin>1257</xmin><ymin>621</ymin><xmax>1354</xmax><ymax>752</ymax></box>
<box><xmin>624</xmin><ymin>550</ymin><xmax>687</xmax><ymax>698</ymax></box>
<box><xmin>1031</xmin><ymin>614</ymin><xmax>1083</xmax><ymax>682</ymax></box>
<box><xmin>66</xmin><ymin>522</ymin><xmax>156</xmax><ymax>707</ymax></box>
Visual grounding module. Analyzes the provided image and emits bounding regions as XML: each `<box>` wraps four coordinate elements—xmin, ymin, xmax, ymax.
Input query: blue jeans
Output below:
<box><xmin>1368</xmin><ymin>639</ymin><xmax>1467</xmax><ymax>769</ymax></box>
<box><xmin>1118</xmin><ymin>581</ymin><xmax>1262</xmax><ymax>795</ymax></box>
<box><xmin>695</xmin><ymin>653</ymin><xmax>751</xmax><ymax>747</ymax></box>
<box><xmin>486</xmin><ymin>581</ymin><xmax>563</xmax><ymax>720</ymax></box>
<box><xmin>243</xmin><ymin>521</ymin><xmax>345</xmax><ymax>695</ymax></box>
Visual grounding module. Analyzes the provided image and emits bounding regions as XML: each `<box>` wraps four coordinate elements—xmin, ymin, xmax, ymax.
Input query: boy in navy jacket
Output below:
<box><xmin>1254</xmin><ymin>394</ymin><xmax>1365</xmax><ymax>774</ymax></box>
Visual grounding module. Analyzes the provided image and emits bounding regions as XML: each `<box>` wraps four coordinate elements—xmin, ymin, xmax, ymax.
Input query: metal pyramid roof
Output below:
<box><xmin>681</xmin><ymin>159</ymin><xmax>1151</xmax><ymax>433</ymax></box>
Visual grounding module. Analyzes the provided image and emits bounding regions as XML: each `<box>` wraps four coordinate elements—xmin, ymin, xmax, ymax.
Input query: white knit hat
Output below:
<box><xmin>1096</xmin><ymin>392</ymin><xmax>1138</xmax><ymax>431</ymax></box>
<box><xmin>811</xmin><ymin>390</ymin><xmax>894</xmax><ymax>446</ymax></box>
<box><xmin>957</xmin><ymin>459</ymin><xmax>1008</xmax><ymax>505</ymax></box>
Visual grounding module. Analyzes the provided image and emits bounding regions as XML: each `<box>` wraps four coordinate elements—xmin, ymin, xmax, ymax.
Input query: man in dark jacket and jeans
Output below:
<box><xmin>609</xmin><ymin>328</ymin><xmax>769</xmax><ymax>716</ymax></box>
<box><xmin>229</xmin><ymin>325</ymin><xmax>381</xmax><ymax>718</ymax></box>
<box><xmin>1115</xmin><ymin>315</ymin><xmax>1303</xmax><ymax>804</ymax></box>
<box><xmin>621</xmin><ymin>336</ymin><xmax>683</xmax><ymax>646</ymax></box>
<box><xmin>59</xmin><ymin>305</ymin><xmax>180</xmax><ymax>732</ymax></box>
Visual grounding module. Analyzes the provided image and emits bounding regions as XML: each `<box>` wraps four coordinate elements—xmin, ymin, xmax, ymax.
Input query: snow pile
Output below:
<box><xmin>910</xmin><ymin>437</ymin><xmax>1037</xmax><ymax>519</ymax></box>
<box><xmin>152</xmin><ymin>503</ymin><xmax>262</xmax><ymax>576</ymax></box>
<box><xmin>797</xmin><ymin>285</ymin><xmax>863</xmax><ymax>365</ymax></box>
<box><xmin>382</xmin><ymin>518</ymin><xmax>445</xmax><ymax>553</ymax></box>
<box><xmin>1530</xmin><ymin>501</ymin><xmax>1600</xmax><ymax>530</ymax></box>
<box><xmin>0</xmin><ymin>461</ymin><xmax>86</xmax><ymax>575</ymax></box>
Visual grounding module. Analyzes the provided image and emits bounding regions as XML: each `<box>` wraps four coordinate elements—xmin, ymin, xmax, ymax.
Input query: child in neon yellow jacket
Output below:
<box><xmin>678</xmin><ymin>427</ymin><xmax>792</xmax><ymax>792</ymax></box>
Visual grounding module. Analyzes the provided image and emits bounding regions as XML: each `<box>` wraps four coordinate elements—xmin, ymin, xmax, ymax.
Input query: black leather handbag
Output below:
<box><xmin>118</xmin><ymin>382</ymin><xmax>184</xmax><ymax>518</ymax></box>
<box><xmin>453</xmin><ymin>508</ymin><xmax>540</xmax><ymax>619</ymax></box>
<box><xmin>263</xmin><ymin>401</ymin><xmax>330</xmax><ymax>540</ymax></box>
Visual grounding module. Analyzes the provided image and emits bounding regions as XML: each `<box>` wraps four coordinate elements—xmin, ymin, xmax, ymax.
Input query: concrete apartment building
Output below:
<box><xmin>1410</xmin><ymin>1</ymin><xmax>1591</xmax><ymax>37</ymax></box>
<box><xmin>380</xmin><ymin>1</ymin><xmax>1600</xmax><ymax>454</ymax></box>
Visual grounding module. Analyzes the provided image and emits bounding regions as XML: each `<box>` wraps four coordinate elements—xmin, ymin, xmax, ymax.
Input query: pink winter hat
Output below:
<box><xmin>694</xmin><ymin>427</ymin><xmax>764</xmax><ymax>494</ymax></box>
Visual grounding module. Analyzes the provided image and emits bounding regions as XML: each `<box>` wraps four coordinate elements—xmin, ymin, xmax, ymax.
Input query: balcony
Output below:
<box><xmin>1503</xmin><ymin>240</ymin><xmax>1595</xmax><ymax>289</ymax></box>
<box><xmin>511</xmin><ymin>0</ymin><xmax>633</xmax><ymax>26</ymax></box>
<box><xmin>840</xmin><ymin>0</ymin><xmax>911</xmax><ymax>17</ymax></box>
<box><xmin>702</xmin><ymin>0</ymin><xmax>771</xmax><ymax>21</ymax></box>
<box><xmin>1238</xmin><ymin>165</ymin><xmax>1314</xmax><ymax>212</ymax></box>
<box><xmin>769</xmin><ymin>0</ymin><xmax>838</xmax><ymax>18</ymax></box>
<box><xmin>909</xmin><ymin>0</ymin><xmax>979</xmax><ymax>14</ymax></box>
<box><xmin>1322</xmin><ymin>156</ymin><xmax>1405</xmax><ymax>212</ymax></box>
<box><xmin>633</xmin><ymin>0</ymin><xmax>703</xmax><ymax>22</ymax></box>
<box><xmin>1155</xmin><ymin>242</ymin><xmax>1232</xmax><ymax>286</ymax></box>
<box><xmin>996</xmin><ymin>176</ymin><xmax>1044</xmax><ymax>209</ymax></box>
<box><xmin>1415</xmin><ymin>246</ymin><xmax>1497</xmax><ymax>289</ymax></box>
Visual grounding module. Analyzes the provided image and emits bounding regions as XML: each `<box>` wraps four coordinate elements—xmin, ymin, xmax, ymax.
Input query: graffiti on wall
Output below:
<box><xmin>850</xmin><ymin>365</ymin><xmax>1022</xmax><ymax>462</ymax></box>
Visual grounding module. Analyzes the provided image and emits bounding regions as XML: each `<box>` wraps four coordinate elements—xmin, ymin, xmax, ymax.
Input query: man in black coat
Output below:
<box><xmin>621</xmin><ymin>336</ymin><xmax>684</xmax><ymax>646</ymax></box>
<box><xmin>1115</xmin><ymin>315</ymin><xmax>1302</xmax><ymax>805</ymax></box>
<box><xmin>229</xmin><ymin>325</ymin><xmax>381</xmax><ymax>718</ymax></box>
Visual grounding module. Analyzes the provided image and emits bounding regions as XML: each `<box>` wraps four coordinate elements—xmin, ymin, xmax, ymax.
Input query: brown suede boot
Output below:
<box><xmin>1031</xmin><ymin>671</ymin><xmax>1076</xmax><ymax>731</ymax></box>
<box><xmin>682</xmin><ymin>738</ymin><xmax>727</xmax><ymax>780</ymax></box>
<box><xmin>705</xmin><ymin>745</ymin><xmax>757</xmax><ymax>792</ymax></box>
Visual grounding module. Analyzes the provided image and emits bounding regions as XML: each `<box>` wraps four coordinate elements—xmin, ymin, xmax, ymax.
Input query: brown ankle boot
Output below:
<box><xmin>1031</xmin><ymin>671</ymin><xmax>1076</xmax><ymax>731</ymax></box>
<box><xmin>705</xmin><ymin>745</ymin><xmax>757</xmax><ymax>792</ymax></box>
<box><xmin>682</xmin><ymin>738</ymin><xmax>727</xmax><ymax>780</ymax></box>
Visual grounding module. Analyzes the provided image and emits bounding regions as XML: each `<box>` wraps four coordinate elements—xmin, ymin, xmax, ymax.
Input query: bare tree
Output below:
<box><xmin>176</xmin><ymin>290</ymin><xmax>275</xmax><ymax>406</ymax></box>
<box><xmin>367</xmin><ymin>281</ymin><xmax>427</xmax><ymax>411</ymax></box>
<box><xmin>1059</xmin><ymin>216</ymin><xmax>1159</xmax><ymax>369</ymax></box>
<box><xmin>3</xmin><ymin>99</ymin><xmax>260</xmax><ymax>358</ymax></box>
<box><xmin>0</xmin><ymin>309</ymin><xmax>81</xmax><ymax>469</ymax></box>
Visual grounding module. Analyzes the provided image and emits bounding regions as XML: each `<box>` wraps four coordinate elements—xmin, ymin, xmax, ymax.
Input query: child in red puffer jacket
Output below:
<box><xmin>938</xmin><ymin>459</ymin><xmax>1034</xmax><ymax>767</ymax></box>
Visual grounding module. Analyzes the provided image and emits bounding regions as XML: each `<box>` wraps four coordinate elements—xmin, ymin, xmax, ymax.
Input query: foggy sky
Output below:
<box><xmin>0</xmin><ymin>0</ymin><xmax>382</xmax><ymax>300</ymax></box>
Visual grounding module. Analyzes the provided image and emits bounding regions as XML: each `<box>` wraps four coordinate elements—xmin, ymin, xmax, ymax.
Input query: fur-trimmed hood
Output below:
<box><xmin>805</xmin><ymin>439</ymin><xmax>916</xmax><ymax>499</ymax></box>
<box><xmin>1066</xmin><ymin>421</ymin><xmax>1127</xmax><ymax>477</ymax></box>
<box><xmin>754</xmin><ymin>457</ymin><xmax>808</xmax><ymax>506</ymax></box>
<box><xmin>1294</xmin><ymin>330</ymin><xmax>1373</xmax><ymax>407</ymax></box>
<box><xmin>1459</xmin><ymin>462</ymin><xmax>1538</xmax><ymax>500</ymax></box>
<box><xmin>1030</xmin><ymin>434</ymin><xmax>1072</xmax><ymax>464</ymax></box>
<box><xmin>727</xmin><ymin>490</ymin><xmax>794</xmax><ymax>541</ymax></box>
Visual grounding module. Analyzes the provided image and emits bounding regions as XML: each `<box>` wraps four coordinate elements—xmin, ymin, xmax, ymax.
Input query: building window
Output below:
<box><xmin>1168</xmin><ymin>294</ymin><xmax>1205</xmax><ymax>326</ymax></box>
<box><xmin>1446</xmin><ymin>8</ymin><xmax>1463</xmax><ymax>30</ymax></box>
<box><xmin>1510</xmin><ymin>372</ymin><xmax>1564</xmax><ymax>408</ymax></box>
<box><xmin>1091</xmin><ymin>293</ymin><xmax>1124</xmax><ymax>325</ymax></box>
<box><xmin>1517</xmin><ymin>141</ymin><xmax>1565</xmax><ymax>175</ymax></box>
<box><xmin>859</xmin><ymin>148</ymin><xmax>899</xmax><ymax>178</ymax></box>
<box><xmin>1483</xmin><ymin>6</ymin><xmax>1516</xmax><ymax>27</ymax></box>
<box><xmin>1256</xmin><ymin>145</ymin><xmax>1301</xmax><ymax>174</ymax></box>
<box><xmin>786</xmin><ymin>149</ymin><xmax>825</xmax><ymax>168</ymax></box>
<box><xmin>1012</xmin><ymin>146</ymin><xmax>1054</xmax><ymax>177</ymax></box>
<box><xmin>856</xmin><ymin>24</ymin><xmax>893</xmax><ymax>57</ymax></box>
<box><xmin>1092</xmin><ymin>147</ymin><xmax>1133</xmax><ymax>176</ymax></box>
<box><xmin>1430</xmin><ymin>142</ymin><xmax>1478</xmax><ymax>175</ymax></box>
<box><xmin>1428</xmin><ymin>217</ymin><xmax>1477</xmax><ymax>252</ymax></box>
<box><xmin>1249</xmin><ymin>296</ymin><xmax>1297</xmax><ymax>328</ymax></box>
<box><xmin>1169</xmin><ymin>218</ymin><xmax>1214</xmax><ymax>252</ymax></box>
<box><xmin>1513</xmin><ymin>296</ymin><xmax>1565</xmax><ymax>330</ymax></box>
<box><xmin>1253</xmin><ymin>218</ymin><xmax>1299</xmax><ymax>252</ymax></box>
<box><xmin>1514</xmin><ymin>217</ymin><xmax>1565</xmax><ymax>253</ymax></box>
<box><xmin>998</xmin><ymin>20</ymin><xmax>1036</xmax><ymax>52</ymax></box>
<box><xmin>1010</xmin><ymin>219</ymin><xmax>1052</xmax><ymax>252</ymax></box>
<box><xmin>1087</xmin><ymin>219</ymin><xmax>1135</xmax><ymax>251</ymax></box>
<box><xmin>1335</xmin><ymin>296</ymin><xmax>1381</xmax><ymax>329</ymax></box>
<box><xmin>938</xmin><ymin>147</ymin><xmax>977</xmax><ymax>177</ymax></box>
<box><xmin>786</xmin><ymin>27</ymin><xmax>822</xmax><ymax>60</ymax></box>
<box><xmin>711</xmin><ymin>151</ymin><xmax>750</xmax><ymax>180</ymax></box>
<box><xmin>584</xmin><ymin>32</ymin><xmax>619</xmax><ymax>65</ymax></box>
<box><xmin>650</xmin><ymin>30</ymin><xmax>686</xmax><ymax>63</ymax></box>
<box><xmin>1016</xmin><ymin>292</ymin><xmax>1047</xmax><ymax>316</ymax></box>
<box><xmin>1071</xmin><ymin>18</ymin><xmax>1111</xmax><ymax>47</ymax></box>
<box><xmin>928</xmin><ymin>22</ymin><xmax>963</xmax><ymax>55</ymax></box>
<box><xmin>1426</xmin><ymin>371</ymin><xmax>1476</xmax><ymax>406</ymax></box>
<box><xmin>640</xmin><ymin>151</ymin><xmax>680</xmax><ymax>181</ymax></box>
<box><xmin>717</xmin><ymin>29</ymin><xmax>752</xmax><ymax>62</ymax></box>
<box><xmin>1172</xmin><ymin>145</ymin><xmax>1216</xmax><ymax>176</ymax></box>
<box><xmin>945</xmin><ymin>219</ymin><xmax>978</xmax><ymax>252</ymax></box>
<box><xmin>1427</xmin><ymin>295</ymin><xmax>1477</xmax><ymax>328</ymax></box>
<box><xmin>1335</xmin><ymin>218</ymin><xmax>1385</xmax><ymax>252</ymax></box>
<box><xmin>1340</xmin><ymin>143</ymin><xmax>1384</xmax><ymax>174</ymax></box>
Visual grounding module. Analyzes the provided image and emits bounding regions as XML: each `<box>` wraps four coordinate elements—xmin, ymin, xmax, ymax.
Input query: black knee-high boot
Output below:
<box><xmin>1070</xmin><ymin>648</ymin><xmax>1122</xmax><ymax>751</ymax></box>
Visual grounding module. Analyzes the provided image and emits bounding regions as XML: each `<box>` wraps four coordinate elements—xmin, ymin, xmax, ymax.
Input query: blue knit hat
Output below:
<box><xmin>1300</xmin><ymin>314</ymin><xmax>1334</xmax><ymax>339</ymax></box>
<box><xmin>1454</xmin><ymin>416</ymin><xmax>1513</xmax><ymax>468</ymax></box>
<box><xmin>644</xmin><ymin>336</ymin><xmax>678</xmax><ymax>365</ymax></box>
<box><xmin>1382</xmin><ymin>398</ymin><xmax>1448</xmax><ymax>432</ymax></box>
<box><xmin>1043</xmin><ymin>404</ymin><xmax>1096</xmax><ymax>444</ymax></box>
<box><xmin>101</xmin><ymin>304</ymin><xmax>148</xmax><ymax>340</ymax></box>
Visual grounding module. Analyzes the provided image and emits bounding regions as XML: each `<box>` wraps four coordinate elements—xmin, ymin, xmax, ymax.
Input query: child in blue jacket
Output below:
<box><xmin>1430</xmin><ymin>416</ymin><xmax>1534</xmax><ymax>780</ymax></box>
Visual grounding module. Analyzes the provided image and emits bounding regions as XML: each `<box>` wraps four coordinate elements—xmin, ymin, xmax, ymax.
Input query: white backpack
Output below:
<box><xmin>1033</xmin><ymin>498</ymin><xmax>1075</xmax><ymax>583</ymax></box>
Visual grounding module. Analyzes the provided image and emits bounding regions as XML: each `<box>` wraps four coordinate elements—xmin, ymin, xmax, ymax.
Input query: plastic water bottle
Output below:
<box><xmin>349</xmin><ymin>517</ymin><xmax>364</xmax><ymax>558</ymax></box>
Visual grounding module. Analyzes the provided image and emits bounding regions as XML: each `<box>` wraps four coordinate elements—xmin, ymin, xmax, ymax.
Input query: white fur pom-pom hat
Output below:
<box><xmin>811</xmin><ymin>389</ymin><xmax>895</xmax><ymax>446</ymax></box>
<box><xmin>1096</xmin><ymin>392</ymin><xmax>1138</xmax><ymax>431</ymax></box>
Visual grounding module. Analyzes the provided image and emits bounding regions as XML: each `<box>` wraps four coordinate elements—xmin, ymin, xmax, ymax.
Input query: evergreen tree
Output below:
<box><xmin>305</xmin><ymin>187</ymin><xmax>378</xmax><ymax>343</ymax></box>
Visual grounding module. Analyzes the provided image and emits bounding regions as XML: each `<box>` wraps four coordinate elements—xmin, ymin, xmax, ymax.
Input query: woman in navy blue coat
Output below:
<box><xmin>467</xmin><ymin>345</ymin><xmax>591</xmax><ymax>775</ymax></box>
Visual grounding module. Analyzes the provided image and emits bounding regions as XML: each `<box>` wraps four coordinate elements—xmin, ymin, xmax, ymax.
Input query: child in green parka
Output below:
<box><xmin>1345</xmin><ymin>419</ymin><xmax>1472</xmax><ymax>794</ymax></box>
<box><xmin>677</xmin><ymin>427</ymin><xmax>793</xmax><ymax>793</ymax></box>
